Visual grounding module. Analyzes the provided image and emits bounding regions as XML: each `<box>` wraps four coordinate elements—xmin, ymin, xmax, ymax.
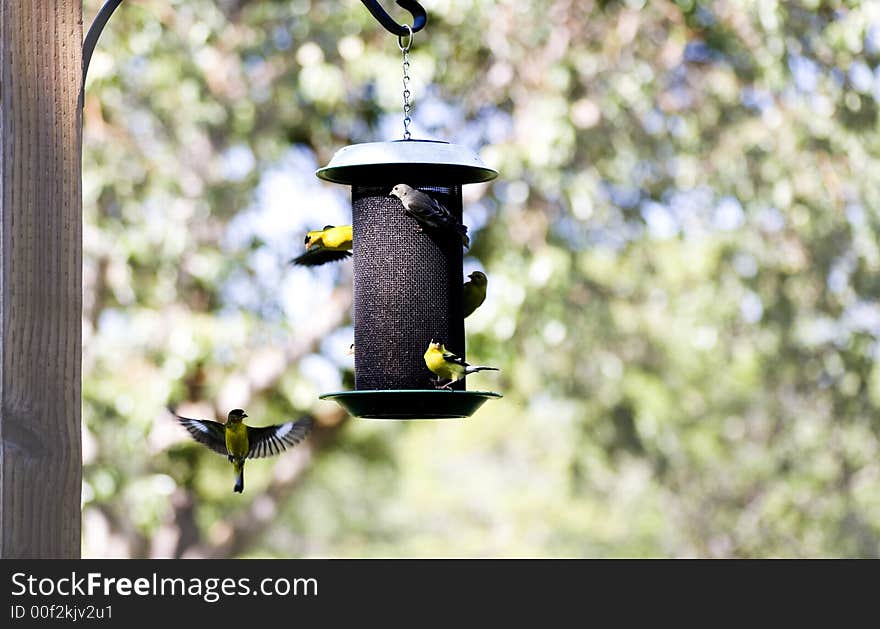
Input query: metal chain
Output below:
<box><xmin>398</xmin><ymin>25</ymin><xmax>414</xmax><ymax>140</ymax></box>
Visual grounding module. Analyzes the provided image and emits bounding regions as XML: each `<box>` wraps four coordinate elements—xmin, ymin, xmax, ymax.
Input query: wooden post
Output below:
<box><xmin>0</xmin><ymin>0</ymin><xmax>83</xmax><ymax>558</ymax></box>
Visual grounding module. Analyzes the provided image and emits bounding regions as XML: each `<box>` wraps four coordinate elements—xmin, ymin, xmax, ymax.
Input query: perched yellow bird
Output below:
<box><xmin>291</xmin><ymin>224</ymin><xmax>353</xmax><ymax>266</ymax></box>
<box><xmin>462</xmin><ymin>271</ymin><xmax>488</xmax><ymax>318</ymax></box>
<box><xmin>175</xmin><ymin>409</ymin><xmax>314</xmax><ymax>493</ymax></box>
<box><xmin>423</xmin><ymin>340</ymin><xmax>499</xmax><ymax>389</ymax></box>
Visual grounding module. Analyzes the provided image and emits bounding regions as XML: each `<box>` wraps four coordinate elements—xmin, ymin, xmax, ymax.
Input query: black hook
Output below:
<box><xmin>82</xmin><ymin>0</ymin><xmax>428</xmax><ymax>99</ymax></box>
<box><xmin>82</xmin><ymin>0</ymin><xmax>125</xmax><ymax>95</ymax></box>
<box><xmin>360</xmin><ymin>1</ymin><xmax>427</xmax><ymax>36</ymax></box>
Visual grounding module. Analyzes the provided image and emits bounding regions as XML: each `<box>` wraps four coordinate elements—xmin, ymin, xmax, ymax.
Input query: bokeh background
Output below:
<box><xmin>81</xmin><ymin>0</ymin><xmax>880</xmax><ymax>557</ymax></box>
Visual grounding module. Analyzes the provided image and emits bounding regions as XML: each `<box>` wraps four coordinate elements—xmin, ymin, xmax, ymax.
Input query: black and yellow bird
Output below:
<box><xmin>424</xmin><ymin>340</ymin><xmax>499</xmax><ymax>389</ymax></box>
<box><xmin>291</xmin><ymin>224</ymin><xmax>353</xmax><ymax>266</ymax></box>
<box><xmin>175</xmin><ymin>409</ymin><xmax>314</xmax><ymax>493</ymax></box>
<box><xmin>462</xmin><ymin>271</ymin><xmax>488</xmax><ymax>318</ymax></box>
<box><xmin>389</xmin><ymin>184</ymin><xmax>470</xmax><ymax>248</ymax></box>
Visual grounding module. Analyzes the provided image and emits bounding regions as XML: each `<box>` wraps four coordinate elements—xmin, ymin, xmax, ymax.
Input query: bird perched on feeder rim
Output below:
<box><xmin>389</xmin><ymin>184</ymin><xmax>470</xmax><ymax>248</ymax></box>
<box><xmin>463</xmin><ymin>271</ymin><xmax>488</xmax><ymax>318</ymax></box>
<box><xmin>174</xmin><ymin>408</ymin><xmax>314</xmax><ymax>494</ymax></box>
<box><xmin>424</xmin><ymin>340</ymin><xmax>499</xmax><ymax>389</ymax></box>
<box><xmin>291</xmin><ymin>224</ymin><xmax>353</xmax><ymax>266</ymax></box>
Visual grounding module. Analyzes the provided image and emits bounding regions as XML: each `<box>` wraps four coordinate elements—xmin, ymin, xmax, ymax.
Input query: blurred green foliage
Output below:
<box><xmin>82</xmin><ymin>0</ymin><xmax>880</xmax><ymax>557</ymax></box>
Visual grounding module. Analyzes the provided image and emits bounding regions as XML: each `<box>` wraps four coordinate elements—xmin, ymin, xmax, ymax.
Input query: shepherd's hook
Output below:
<box><xmin>359</xmin><ymin>1</ymin><xmax>427</xmax><ymax>36</ymax></box>
<box><xmin>82</xmin><ymin>1</ymin><xmax>428</xmax><ymax>95</ymax></box>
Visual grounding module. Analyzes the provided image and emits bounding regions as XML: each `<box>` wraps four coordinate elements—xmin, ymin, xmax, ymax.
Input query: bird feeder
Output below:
<box><xmin>78</xmin><ymin>0</ymin><xmax>501</xmax><ymax>423</ymax></box>
<box><xmin>317</xmin><ymin>140</ymin><xmax>501</xmax><ymax>419</ymax></box>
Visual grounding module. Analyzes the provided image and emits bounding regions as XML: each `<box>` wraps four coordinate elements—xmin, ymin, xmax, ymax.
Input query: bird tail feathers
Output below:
<box><xmin>233</xmin><ymin>461</ymin><xmax>244</xmax><ymax>494</ymax></box>
<box><xmin>464</xmin><ymin>366</ymin><xmax>499</xmax><ymax>375</ymax></box>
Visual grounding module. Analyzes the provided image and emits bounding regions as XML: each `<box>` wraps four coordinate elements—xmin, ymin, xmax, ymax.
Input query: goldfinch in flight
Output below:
<box><xmin>423</xmin><ymin>340</ymin><xmax>499</xmax><ymax>389</ymax></box>
<box><xmin>175</xmin><ymin>409</ymin><xmax>314</xmax><ymax>493</ymax></box>
<box><xmin>291</xmin><ymin>224</ymin><xmax>353</xmax><ymax>266</ymax></box>
<box><xmin>462</xmin><ymin>271</ymin><xmax>487</xmax><ymax>318</ymax></box>
<box><xmin>389</xmin><ymin>184</ymin><xmax>470</xmax><ymax>248</ymax></box>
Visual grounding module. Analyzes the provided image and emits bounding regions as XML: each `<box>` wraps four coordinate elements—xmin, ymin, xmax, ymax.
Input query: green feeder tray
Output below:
<box><xmin>319</xmin><ymin>390</ymin><xmax>502</xmax><ymax>420</ymax></box>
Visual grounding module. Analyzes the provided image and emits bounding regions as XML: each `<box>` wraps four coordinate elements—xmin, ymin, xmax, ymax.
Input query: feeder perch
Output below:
<box><xmin>317</xmin><ymin>140</ymin><xmax>501</xmax><ymax>419</ymax></box>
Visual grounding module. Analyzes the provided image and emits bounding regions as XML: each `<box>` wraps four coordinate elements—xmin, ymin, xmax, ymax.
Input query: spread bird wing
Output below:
<box><xmin>291</xmin><ymin>248</ymin><xmax>352</xmax><ymax>266</ymax></box>
<box><xmin>246</xmin><ymin>416</ymin><xmax>315</xmax><ymax>459</ymax></box>
<box><xmin>175</xmin><ymin>415</ymin><xmax>228</xmax><ymax>456</ymax></box>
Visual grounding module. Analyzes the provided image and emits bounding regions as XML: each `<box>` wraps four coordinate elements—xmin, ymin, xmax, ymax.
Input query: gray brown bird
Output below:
<box><xmin>389</xmin><ymin>184</ymin><xmax>470</xmax><ymax>248</ymax></box>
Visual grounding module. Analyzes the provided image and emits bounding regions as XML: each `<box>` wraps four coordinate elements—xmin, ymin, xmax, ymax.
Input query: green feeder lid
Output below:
<box><xmin>316</xmin><ymin>139</ymin><xmax>498</xmax><ymax>186</ymax></box>
<box><xmin>319</xmin><ymin>389</ymin><xmax>502</xmax><ymax>420</ymax></box>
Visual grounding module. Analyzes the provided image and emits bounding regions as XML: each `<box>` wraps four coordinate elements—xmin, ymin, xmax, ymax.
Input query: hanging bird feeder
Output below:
<box><xmin>80</xmin><ymin>0</ymin><xmax>500</xmax><ymax>420</ymax></box>
<box><xmin>319</xmin><ymin>3</ymin><xmax>501</xmax><ymax>419</ymax></box>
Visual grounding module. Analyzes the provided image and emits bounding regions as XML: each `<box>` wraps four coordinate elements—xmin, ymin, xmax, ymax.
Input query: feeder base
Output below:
<box><xmin>319</xmin><ymin>389</ymin><xmax>502</xmax><ymax>420</ymax></box>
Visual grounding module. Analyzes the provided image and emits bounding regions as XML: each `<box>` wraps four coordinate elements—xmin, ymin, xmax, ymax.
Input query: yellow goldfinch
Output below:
<box><xmin>175</xmin><ymin>409</ymin><xmax>314</xmax><ymax>493</ymax></box>
<box><xmin>423</xmin><ymin>340</ymin><xmax>499</xmax><ymax>389</ymax></box>
<box><xmin>389</xmin><ymin>184</ymin><xmax>470</xmax><ymax>248</ymax></box>
<box><xmin>291</xmin><ymin>224</ymin><xmax>353</xmax><ymax>266</ymax></box>
<box><xmin>462</xmin><ymin>271</ymin><xmax>487</xmax><ymax>318</ymax></box>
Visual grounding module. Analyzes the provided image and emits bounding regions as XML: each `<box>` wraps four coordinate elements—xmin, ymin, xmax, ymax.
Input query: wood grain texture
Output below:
<box><xmin>0</xmin><ymin>0</ymin><xmax>83</xmax><ymax>558</ymax></box>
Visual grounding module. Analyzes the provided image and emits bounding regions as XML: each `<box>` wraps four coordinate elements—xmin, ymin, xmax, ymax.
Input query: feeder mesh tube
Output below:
<box><xmin>352</xmin><ymin>184</ymin><xmax>466</xmax><ymax>390</ymax></box>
